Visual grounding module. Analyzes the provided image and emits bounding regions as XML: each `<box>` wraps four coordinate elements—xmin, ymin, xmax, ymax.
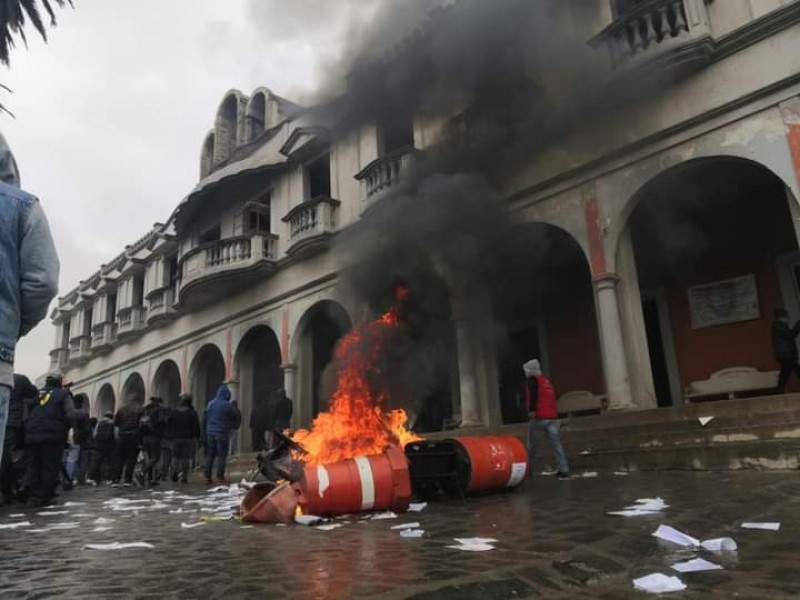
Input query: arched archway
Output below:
<box><xmin>246</xmin><ymin>92</ymin><xmax>266</xmax><ymax>142</ymax></box>
<box><xmin>495</xmin><ymin>222</ymin><xmax>604</xmax><ymax>423</ymax></box>
<box><xmin>151</xmin><ymin>359</ymin><xmax>182</xmax><ymax>407</ymax></box>
<box><xmin>233</xmin><ymin>325</ymin><xmax>283</xmax><ymax>451</ymax></box>
<box><xmin>189</xmin><ymin>344</ymin><xmax>226</xmax><ymax>408</ymax></box>
<box><xmin>200</xmin><ymin>131</ymin><xmax>215</xmax><ymax>178</ymax></box>
<box><xmin>293</xmin><ymin>301</ymin><xmax>353</xmax><ymax>424</ymax></box>
<box><xmin>215</xmin><ymin>92</ymin><xmax>241</xmax><ymax>163</ymax></box>
<box><xmin>96</xmin><ymin>383</ymin><xmax>116</xmax><ymax>417</ymax></box>
<box><xmin>121</xmin><ymin>372</ymin><xmax>145</xmax><ymax>404</ymax></box>
<box><xmin>619</xmin><ymin>157</ymin><xmax>800</xmax><ymax>406</ymax></box>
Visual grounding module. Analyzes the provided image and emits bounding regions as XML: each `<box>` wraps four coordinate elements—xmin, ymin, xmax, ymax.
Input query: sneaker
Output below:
<box><xmin>86</xmin><ymin>479</ymin><xmax>98</xmax><ymax>487</ymax></box>
<box><xmin>556</xmin><ymin>472</ymin><xmax>571</xmax><ymax>480</ymax></box>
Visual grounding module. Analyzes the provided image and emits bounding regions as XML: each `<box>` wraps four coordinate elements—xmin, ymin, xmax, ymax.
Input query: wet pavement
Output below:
<box><xmin>1</xmin><ymin>470</ymin><xmax>799</xmax><ymax>599</ymax></box>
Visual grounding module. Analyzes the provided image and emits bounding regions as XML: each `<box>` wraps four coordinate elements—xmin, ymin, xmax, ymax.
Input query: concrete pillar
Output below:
<box><xmin>455</xmin><ymin>319</ymin><xmax>482</xmax><ymax>427</ymax></box>
<box><xmin>281</xmin><ymin>363</ymin><xmax>297</xmax><ymax>428</ymax></box>
<box><xmin>594</xmin><ymin>273</ymin><xmax>636</xmax><ymax>410</ymax></box>
<box><xmin>616</xmin><ymin>228</ymin><xmax>657</xmax><ymax>409</ymax></box>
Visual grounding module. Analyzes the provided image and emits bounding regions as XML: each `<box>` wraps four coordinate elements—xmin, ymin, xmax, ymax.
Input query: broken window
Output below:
<box><xmin>307</xmin><ymin>154</ymin><xmax>331</xmax><ymax>199</ymax></box>
<box><xmin>381</xmin><ymin>112</ymin><xmax>415</xmax><ymax>155</ymax></box>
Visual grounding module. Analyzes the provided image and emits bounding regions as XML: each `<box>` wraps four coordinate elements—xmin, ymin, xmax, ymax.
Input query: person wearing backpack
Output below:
<box><xmin>113</xmin><ymin>394</ymin><xmax>143</xmax><ymax>486</ymax></box>
<box><xmin>92</xmin><ymin>412</ymin><xmax>116</xmax><ymax>484</ymax></box>
<box><xmin>140</xmin><ymin>397</ymin><xmax>164</xmax><ymax>486</ymax></box>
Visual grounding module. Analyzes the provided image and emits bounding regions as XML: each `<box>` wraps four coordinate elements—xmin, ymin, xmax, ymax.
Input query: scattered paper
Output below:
<box><xmin>62</xmin><ymin>501</ymin><xmax>87</xmax><ymax>507</ymax></box>
<box><xmin>72</xmin><ymin>513</ymin><xmax>97</xmax><ymax>518</ymax></box>
<box><xmin>446</xmin><ymin>543</ymin><xmax>495</xmax><ymax>552</ymax></box>
<box><xmin>698</xmin><ymin>416</ymin><xmax>714</xmax><ymax>427</ymax></box>
<box><xmin>454</xmin><ymin>537</ymin><xmax>498</xmax><ymax>545</ymax></box>
<box><xmin>92</xmin><ymin>526</ymin><xmax>112</xmax><ymax>533</ymax></box>
<box><xmin>295</xmin><ymin>514</ymin><xmax>325</xmax><ymax>526</ymax></box>
<box><xmin>614</xmin><ymin>471</ymin><xmax>629</xmax><ymax>476</ymax></box>
<box><xmin>608</xmin><ymin>509</ymin><xmax>662</xmax><ymax>517</ymax></box>
<box><xmin>580</xmin><ymin>472</ymin><xmax>598</xmax><ymax>478</ymax></box>
<box><xmin>0</xmin><ymin>521</ymin><xmax>32</xmax><ymax>529</ymax></box>
<box><xmin>700</xmin><ymin>537</ymin><xmax>737</xmax><ymax>552</ymax></box>
<box><xmin>632</xmin><ymin>573</ymin><xmax>686</xmax><ymax>594</ymax></box>
<box><xmin>83</xmin><ymin>542</ymin><xmax>154</xmax><ymax>551</ymax></box>
<box><xmin>400</xmin><ymin>529</ymin><xmax>425</xmax><ymax>539</ymax></box>
<box><xmin>240</xmin><ymin>525</ymin><xmax>254</xmax><ymax>529</ymax></box>
<box><xmin>181</xmin><ymin>522</ymin><xmax>206</xmax><ymax>529</ymax></box>
<box><xmin>579</xmin><ymin>450</ymin><xmax>591</xmax><ymax>455</ymax></box>
<box><xmin>540</xmin><ymin>470</ymin><xmax>556</xmax><ymax>476</ymax></box>
<box><xmin>407</xmin><ymin>502</ymin><xmax>427</xmax><ymax>513</ymax></box>
<box><xmin>652</xmin><ymin>525</ymin><xmax>700</xmax><ymax>548</ymax></box>
<box><xmin>391</xmin><ymin>522</ymin><xmax>421</xmax><ymax>530</ymax></box>
<box><xmin>93</xmin><ymin>517</ymin><xmax>115</xmax><ymax>525</ymax></box>
<box><xmin>741</xmin><ymin>522</ymin><xmax>780</xmax><ymax>531</ymax></box>
<box><xmin>168</xmin><ymin>508</ymin><xmax>197</xmax><ymax>515</ymax></box>
<box><xmin>370</xmin><ymin>511</ymin><xmax>398</xmax><ymax>520</ymax></box>
<box><xmin>626</xmin><ymin>498</ymin><xmax>668</xmax><ymax>512</ymax></box>
<box><xmin>9</xmin><ymin>513</ymin><xmax>25</xmax><ymax>518</ymax></box>
<box><xmin>315</xmin><ymin>523</ymin><xmax>343</xmax><ymax>531</ymax></box>
<box><xmin>671</xmin><ymin>558</ymin><xmax>723</xmax><ymax>573</ymax></box>
<box><xmin>47</xmin><ymin>522</ymin><xmax>80</xmax><ymax>530</ymax></box>
<box><xmin>37</xmin><ymin>510</ymin><xmax>68</xmax><ymax>516</ymax></box>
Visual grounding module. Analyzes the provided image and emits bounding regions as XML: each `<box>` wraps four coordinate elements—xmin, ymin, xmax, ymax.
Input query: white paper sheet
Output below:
<box><xmin>632</xmin><ymin>573</ymin><xmax>686</xmax><ymax>594</ymax></box>
<box><xmin>168</xmin><ymin>508</ymin><xmax>197</xmax><ymax>515</ymax></box>
<box><xmin>625</xmin><ymin>498</ymin><xmax>668</xmax><ymax>512</ymax></box>
<box><xmin>36</xmin><ymin>510</ymin><xmax>68</xmax><ymax>516</ymax></box>
<box><xmin>0</xmin><ymin>521</ymin><xmax>32</xmax><ymax>529</ymax></box>
<box><xmin>446</xmin><ymin>543</ymin><xmax>495</xmax><ymax>552</ymax></box>
<box><xmin>9</xmin><ymin>513</ymin><xmax>25</xmax><ymax>518</ymax></box>
<box><xmin>62</xmin><ymin>501</ymin><xmax>87</xmax><ymax>507</ymax></box>
<box><xmin>454</xmin><ymin>537</ymin><xmax>498</xmax><ymax>545</ymax></box>
<box><xmin>400</xmin><ymin>529</ymin><xmax>425</xmax><ymax>538</ymax></box>
<box><xmin>613</xmin><ymin>471</ymin><xmax>629</xmax><ymax>476</ymax></box>
<box><xmin>391</xmin><ymin>522</ymin><xmax>421</xmax><ymax>530</ymax></box>
<box><xmin>315</xmin><ymin>523</ymin><xmax>343</xmax><ymax>531</ymax></box>
<box><xmin>608</xmin><ymin>509</ymin><xmax>662</xmax><ymax>517</ymax></box>
<box><xmin>580</xmin><ymin>472</ymin><xmax>598</xmax><ymax>478</ymax></box>
<box><xmin>700</xmin><ymin>537</ymin><xmax>737</xmax><ymax>552</ymax></box>
<box><xmin>83</xmin><ymin>542</ymin><xmax>154</xmax><ymax>551</ymax></box>
<box><xmin>579</xmin><ymin>450</ymin><xmax>591</xmax><ymax>455</ymax></box>
<box><xmin>671</xmin><ymin>558</ymin><xmax>723</xmax><ymax>573</ymax></box>
<box><xmin>72</xmin><ymin>513</ymin><xmax>97</xmax><ymax>518</ymax></box>
<box><xmin>698</xmin><ymin>416</ymin><xmax>714</xmax><ymax>427</ymax></box>
<box><xmin>92</xmin><ymin>526</ymin><xmax>112</xmax><ymax>533</ymax></box>
<box><xmin>652</xmin><ymin>525</ymin><xmax>700</xmax><ymax>548</ymax></box>
<box><xmin>506</xmin><ymin>462</ymin><xmax>527</xmax><ymax>487</ymax></box>
<box><xmin>741</xmin><ymin>522</ymin><xmax>780</xmax><ymax>531</ymax></box>
<box><xmin>47</xmin><ymin>522</ymin><xmax>80</xmax><ymax>530</ymax></box>
<box><xmin>370</xmin><ymin>511</ymin><xmax>398</xmax><ymax>520</ymax></box>
<box><xmin>181</xmin><ymin>522</ymin><xmax>206</xmax><ymax>529</ymax></box>
<box><xmin>240</xmin><ymin>525</ymin><xmax>255</xmax><ymax>529</ymax></box>
<box><xmin>407</xmin><ymin>502</ymin><xmax>427</xmax><ymax>512</ymax></box>
<box><xmin>93</xmin><ymin>517</ymin><xmax>115</xmax><ymax>525</ymax></box>
<box><xmin>295</xmin><ymin>514</ymin><xmax>325</xmax><ymax>526</ymax></box>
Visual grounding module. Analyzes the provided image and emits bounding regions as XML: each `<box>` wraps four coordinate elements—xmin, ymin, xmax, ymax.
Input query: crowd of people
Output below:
<box><xmin>0</xmin><ymin>371</ymin><xmax>268</xmax><ymax>507</ymax></box>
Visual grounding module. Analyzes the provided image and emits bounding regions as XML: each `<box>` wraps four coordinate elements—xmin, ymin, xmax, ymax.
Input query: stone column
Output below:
<box><xmin>455</xmin><ymin>319</ymin><xmax>482</xmax><ymax>427</ymax></box>
<box><xmin>281</xmin><ymin>363</ymin><xmax>297</xmax><ymax>428</ymax></box>
<box><xmin>595</xmin><ymin>273</ymin><xmax>636</xmax><ymax>410</ymax></box>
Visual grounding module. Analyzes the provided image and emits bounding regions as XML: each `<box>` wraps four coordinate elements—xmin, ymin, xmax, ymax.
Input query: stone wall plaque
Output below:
<box><xmin>687</xmin><ymin>274</ymin><xmax>760</xmax><ymax>329</ymax></box>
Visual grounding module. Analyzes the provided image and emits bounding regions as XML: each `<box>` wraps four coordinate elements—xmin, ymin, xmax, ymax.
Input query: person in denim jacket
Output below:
<box><xmin>0</xmin><ymin>133</ymin><xmax>60</xmax><ymax>470</ymax></box>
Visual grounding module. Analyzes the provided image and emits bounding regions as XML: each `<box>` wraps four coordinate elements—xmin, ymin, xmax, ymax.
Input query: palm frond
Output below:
<box><xmin>0</xmin><ymin>0</ymin><xmax>73</xmax><ymax>66</ymax></box>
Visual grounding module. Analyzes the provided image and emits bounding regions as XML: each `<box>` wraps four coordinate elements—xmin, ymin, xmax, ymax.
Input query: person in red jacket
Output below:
<box><xmin>523</xmin><ymin>359</ymin><xmax>570</xmax><ymax>479</ymax></box>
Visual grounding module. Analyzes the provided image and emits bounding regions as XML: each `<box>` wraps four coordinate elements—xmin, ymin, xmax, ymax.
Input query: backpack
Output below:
<box><xmin>95</xmin><ymin>420</ymin><xmax>115</xmax><ymax>445</ymax></box>
<box><xmin>139</xmin><ymin>411</ymin><xmax>154</xmax><ymax>436</ymax></box>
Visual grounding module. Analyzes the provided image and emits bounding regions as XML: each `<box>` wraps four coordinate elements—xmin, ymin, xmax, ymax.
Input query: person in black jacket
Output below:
<box><xmin>140</xmin><ymin>396</ymin><xmax>164</xmax><ymax>486</ymax></box>
<box><xmin>249</xmin><ymin>395</ymin><xmax>271</xmax><ymax>452</ymax></box>
<box><xmin>113</xmin><ymin>393</ymin><xmax>143</xmax><ymax>486</ymax></box>
<box><xmin>20</xmin><ymin>373</ymin><xmax>86</xmax><ymax>506</ymax></box>
<box><xmin>772</xmin><ymin>308</ymin><xmax>800</xmax><ymax>393</ymax></box>
<box><xmin>1</xmin><ymin>374</ymin><xmax>37</xmax><ymax>503</ymax></box>
<box><xmin>167</xmin><ymin>394</ymin><xmax>201</xmax><ymax>484</ymax></box>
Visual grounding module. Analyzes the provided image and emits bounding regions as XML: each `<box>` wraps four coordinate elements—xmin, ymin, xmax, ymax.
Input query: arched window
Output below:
<box><xmin>214</xmin><ymin>94</ymin><xmax>240</xmax><ymax>163</ymax></box>
<box><xmin>246</xmin><ymin>93</ymin><xmax>266</xmax><ymax>142</ymax></box>
<box><xmin>200</xmin><ymin>131</ymin><xmax>215</xmax><ymax>178</ymax></box>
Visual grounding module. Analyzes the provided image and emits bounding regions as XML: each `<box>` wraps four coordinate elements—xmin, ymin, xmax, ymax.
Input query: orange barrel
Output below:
<box><xmin>295</xmin><ymin>445</ymin><xmax>411</xmax><ymax>517</ymax></box>
<box><xmin>241</xmin><ymin>481</ymin><xmax>299</xmax><ymax>524</ymax></box>
<box><xmin>449</xmin><ymin>435</ymin><xmax>529</xmax><ymax>493</ymax></box>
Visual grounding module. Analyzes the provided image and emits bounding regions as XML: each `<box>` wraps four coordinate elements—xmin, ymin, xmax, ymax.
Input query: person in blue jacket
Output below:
<box><xmin>202</xmin><ymin>384</ymin><xmax>241</xmax><ymax>484</ymax></box>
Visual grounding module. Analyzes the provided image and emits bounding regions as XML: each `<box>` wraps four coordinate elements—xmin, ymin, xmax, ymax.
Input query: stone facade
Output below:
<box><xmin>51</xmin><ymin>1</ymin><xmax>800</xmax><ymax>450</ymax></box>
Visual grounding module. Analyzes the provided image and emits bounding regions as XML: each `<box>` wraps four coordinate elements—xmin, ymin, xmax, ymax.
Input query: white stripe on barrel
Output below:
<box><xmin>354</xmin><ymin>456</ymin><xmax>376</xmax><ymax>511</ymax></box>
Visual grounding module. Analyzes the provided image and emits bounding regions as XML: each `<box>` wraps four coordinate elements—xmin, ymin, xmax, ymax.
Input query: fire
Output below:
<box><xmin>293</xmin><ymin>287</ymin><xmax>421</xmax><ymax>465</ymax></box>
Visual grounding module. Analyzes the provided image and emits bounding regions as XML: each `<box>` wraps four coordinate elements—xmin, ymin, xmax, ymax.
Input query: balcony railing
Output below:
<box><xmin>591</xmin><ymin>0</ymin><xmax>712</xmax><ymax>75</ymax></box>
<box><xmin>117</xmin><ymin>306</ymin><xmax>146</xmax><ymax>338</ymax></box>
<box><xmin>179</xmin><ymin>233</ymin><xmax>279</xmax><ymax>303</ymax></box>
<box><xmin>91</xmin><ymin>322</ymin><xmax>118</xmax><ymax>352</ymax></box>
<box><xmin>354</xmin><ymin>147</ymin><xmax>419</xmax><ymax>211</ymax></box>
<box><xmin>147</xmin><ymin>287</ymin><xmax>177</xmax><ymax>324</ymax></box>
<box><xmin>49</xmin><ymin>347</ymin><xmax>69</xmax><ymax>371</ymax></box>
<box><xmin>68</xmin><ymin>337</ymin><xmax>91</xmax><ymax>364</ymax></box>
<box><xmin>282</xmin><ymin>195</ymin><xmax>340</xmax><ymax>257</ymax></box>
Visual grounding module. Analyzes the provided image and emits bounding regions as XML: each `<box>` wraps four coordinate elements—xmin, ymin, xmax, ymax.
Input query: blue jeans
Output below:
<box><xmin>0</xmin><ymin>386</ymin><xmax>9</xmax><ymax>469</ymax></box>
<box><xmin>63</xmin><ymin>443</ymin><xmax>81</xmax><ymax>481</ymax></box>
<box><xmin>528</xmin><ymin>419</ymin><xmax>569</xmax><ymax>475</ymax></box>
<box><xmin>204</xmin><ymin>436</ymin><xmax>230</xmax><ymax>481</ymax></box>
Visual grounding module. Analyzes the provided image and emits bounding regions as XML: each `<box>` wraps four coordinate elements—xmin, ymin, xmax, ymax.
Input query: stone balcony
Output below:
<box><xmin>68</xmin><ymin>337</ymin><xmax>91</xmax><ymax>365</ymax></box>
<box><xmin>354</xmin><ymin>147</ymin><xmax>420</xmax><ymax>212</ymax></box>
<box><xmin>49</xmin><ymin>347</ymin><xmax>69</xmax><ymax>371</ymax></box>
<box><xmin>91</xmin><ymin>322</ymin><xmax>118</xmax><ymax>353</ymax></box>
<box><xmin>591</xmin><ymin>0</ymin><xmax>713</xmax><ymax>81</ymax></box>
<box><xmin>282</xmin><ymin>195</ymin><xmax>340</xmax><ymax>259</ymax></box>
<box><xmin>147</xmin><ymin>286</ymin><xmax>178</xmax><ymax>325</ymax></box>
<box><xmin>178</xmin><ymin>233</ymin><xmax>279</xmax><ymax>308</ymax></box>
<box><xmin>117</xmin><ymin>306</ymin><xmax>146</xmax><ymax>340</ymax></box>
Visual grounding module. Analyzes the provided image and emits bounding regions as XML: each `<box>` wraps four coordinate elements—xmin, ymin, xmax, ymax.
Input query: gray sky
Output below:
<box><xmin>3</xmin><ymin>0</ymin><xmax>381</xmax><ymax>379</ymax></box>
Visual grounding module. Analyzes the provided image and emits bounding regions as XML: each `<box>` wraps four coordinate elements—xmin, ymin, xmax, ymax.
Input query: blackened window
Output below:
<box><xmin>307</xmin><ymin>154</ymin><xmax>331</xmax><ymax>199</ymax></box>
<box><xmin>198</xmin><ymin>224</ymin><xmax>221</xmax><ymax>245</ymax></box>
<box><xmin>107</xmin><ymin>293</ymin><xmax>117</xmax><ymax>322</ymax></box>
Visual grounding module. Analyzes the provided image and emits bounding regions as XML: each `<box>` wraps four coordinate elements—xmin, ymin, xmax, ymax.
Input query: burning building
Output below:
<box><xmin>51</xmin><ymin>1</ymin><xmax>800</xmax><ymax>465</ymax></box>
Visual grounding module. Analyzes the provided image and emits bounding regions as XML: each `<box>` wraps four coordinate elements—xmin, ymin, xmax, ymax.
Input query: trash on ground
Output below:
<box><xmin>741</xmin><ymin>522</ymin><xmax>780</xmax><ymax>531</ymax></box>
<box><xmin>407</xmin><ymin>502</ymin><xmax>427</xmax><ymax>512</ymax></box>
<box><xmin>83</xmin><ymin>542</ymin><xmax>154</xmax><ymax>551</ymax></box>
<box><xmin>36</xmin><ymin>510</ymin><xmax>68</xmax><ymax>516</ymax></box>
<box><xmin>370</xmin><ymin>511</ymin><xmax>398</xmax><ymax>520</ymax></box>
<box><xmin>62</xmin><ymin>501</ymin><xmax>87</xmax><ymax>507</ymax></box>
<box><xmin>671</xmin><ymin>557</ymin><xmax>723</xmax><ymax>573</ymax></box>
<box><xmin>698</xmin><ymin>416</ymin><xmax>714</xmax><ymax>427</ymax></box>
<box><xmin>93</xmin><ymin>517</ymin><xmax>115</xmax><ymax>525</ymax></box>
<box><xmin>295</xmin><ymin>514</ymin><xmax>326</xmax><ymax>526</ymax></box>
<box><xmin>632</xmin><ymin>573</ymin><xmax>686</xmax><ymax>594</ymax></box>
<box><xmin>315</xmin><ymin>523</ymin><xmax>343</xmax><ymax>531</ymax></box>
<box><xmin>47</xmin><ymin>522</ymin><xmax>80</xmax><ymax>530</ymax></box>
<box><xmin>608</xmin><ymin>509</ymin><xmax>662</xmax><ymax>517</ymax></box>
<box><xmin>446</xmin><ymin>542</ymin><xmax>495</xmax><ymax>551</ymax></box>
<box><xmin>454</xmin><ymin>537</ymin><xmax>498</xmax><ymax>545</ymax></box>
<box><xmin>652</xmin><ymin>525</ymin><xmax>700</xmax><ymax>548</ymax></box>
<box><xmin>700</xmin><ymin>537</ymin><xmax>737</xmax><ymax>552</ymax></box>
<box><xmin>400</xmin><ymin>529</ymin><xmax>425</xmax><ymax>538</ymax></box>
<box><xmin>0</xmin><ymin>521</ymin><xmax>32</xmax><ymax>529</ymax></box>
<box><xmin>92</xmin><ymin>526</ymin><xmax>112</xmax><ymax>532</ymax></box>
<box><xmin>579</xmin><ymin>450</ymin><xmax>591</xmax><ymax>455</ymax></box>
<box><xmin>391</xmin><ymin>522</ymin><xmax>421</xmax><ymax>530</ymax></box>
<box><xmin>609</xmin><ymin>497</ymin><xmax>667</xmax><ymax>517</ymax></box>
<box><xmin>181</xmin><ymin>522</ymin><xmax>206</xmax><ymax>529</ymax></box>
<box><xmin>580</xmin><ymin>471</ymin><xmax>598</xmax><ymax>478</ymax></box>
<box><xmin>613</xmin><ymin>471</ymin><xmax>629</xmax><ymax>476</ymax></box>
<box><xmin>168</xmin><ymin>508</ymin><xmax>196</xmax><ymax>514</ymax></box>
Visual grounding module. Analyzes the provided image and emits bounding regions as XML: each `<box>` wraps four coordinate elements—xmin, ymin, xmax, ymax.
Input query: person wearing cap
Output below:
<box><xmin>20</xmin><ymin>373</ymin><xmax>86</xmax><ymax>505</ymax></box>
<box><xmin>771</xmin><ymin>308</ymin><xmax>800</xmax><ymax>393</ymax></box>
<box><xmin>0</xmin><ymin>133</ymin><xmax>60</xmax><ymax>472</ymax></box>
<box><xmin>522</xmin><ymin>359</ymin><xmax>570</xmax><ymax>480</ymax></box>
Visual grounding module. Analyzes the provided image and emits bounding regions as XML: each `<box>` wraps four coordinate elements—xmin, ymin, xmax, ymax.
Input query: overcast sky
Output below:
<box><xmin>3</xmin><ymin>0</ymin><xmax>385</xmax><ymax>378</ymax></box>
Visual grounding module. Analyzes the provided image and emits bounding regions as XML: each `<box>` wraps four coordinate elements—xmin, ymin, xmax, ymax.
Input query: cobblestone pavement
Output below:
<box><xmin>1</xmin><ymin>470</ymin><xmax>799</xmax><ymax>599</ymax></box>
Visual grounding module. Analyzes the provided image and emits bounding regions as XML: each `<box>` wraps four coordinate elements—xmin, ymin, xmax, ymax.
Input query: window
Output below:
<box><xmin>307</xmin><ymin>154</ymin><xmax>331</xmax><ymax>199</ymax></box>
<box><xmin>198</xmin><ymin>224</ymin><xmax>221</xmax><ymax>245</ymax></box>
<box><xmin>381</xmin><ymin>113</ymin><xmax>415</xmax><ymax>155</ymax></box>
<box><xmin>62</xmin><ymin>322</ymin><xmax>71</xmax><ymax>347</ymax></box>
<box><xmin>168</xmin><ymin>256</ymin><xmax>179</xmax><ymax>288</ymax></box>
<box><xmin>247</xmin><ymin>208</ymin><xmax>270</xmax><ymax>234</ymax></box>
<box><xmin>107</xmin><ymin>293</ymin><xmax>117</xmax><ymax>322</ymax></box>
<box><xmin>84</xmin><ymin>307</ymin><xmax>93</xmax><ymax>337</ymax></box>
<box><xmin>133</xmin><ymin>276</ymin><xmax>144</xmax><ymax>307</ymax></box>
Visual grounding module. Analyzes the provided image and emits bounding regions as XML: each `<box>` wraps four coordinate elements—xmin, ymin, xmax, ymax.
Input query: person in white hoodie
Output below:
<box><xmin>523</xmin><ymin>359</ymin><xmax>570</xmax><ymax>479</ymax></box>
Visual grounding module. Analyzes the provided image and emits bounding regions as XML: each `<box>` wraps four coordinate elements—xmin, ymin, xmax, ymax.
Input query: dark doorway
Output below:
<box><xmin>642</xmin><ymin>299</ymin><xmax>673</xmax><ymax>407</ymax></box>
<box><xmin>309</xmin><ymin>307</ymin><xmax>350</xmax><ymax>416</ymax></box>
<box><xmin>498</xmin><ymin>326</ymin><xmax>541</xmax><ymax>424</ymax></box>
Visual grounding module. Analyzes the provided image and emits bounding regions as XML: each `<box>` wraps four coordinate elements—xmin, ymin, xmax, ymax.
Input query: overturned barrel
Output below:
<box><xmin>451</xmin><ymin>435</ymin><xmax>529</xmax><ymax>492</ymax></box>
<box><xmin>295</xmin><ymin>445</ymin><xmax>411</xmax><ymax>517</ymax></box>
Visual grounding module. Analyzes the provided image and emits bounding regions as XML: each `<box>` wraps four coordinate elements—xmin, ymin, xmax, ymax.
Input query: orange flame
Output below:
<box><xmin>293</xmin><ymin>287</ymin><xmax>421</xmax><ymax>465</ymax></box>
